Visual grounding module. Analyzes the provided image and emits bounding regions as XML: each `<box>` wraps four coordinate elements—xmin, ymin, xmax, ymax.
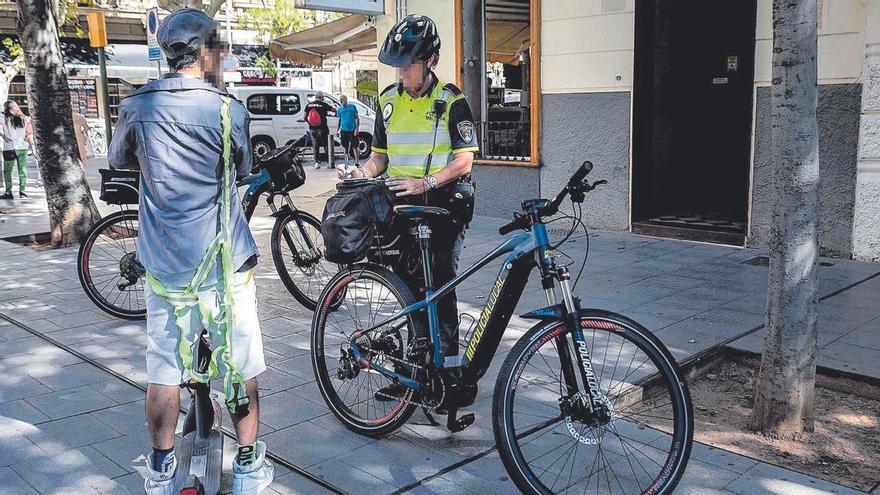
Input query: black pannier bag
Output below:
<box><xmin>99</xmin><ymin>168</ymin><xmax>140</xmax><ymax>205</ymax></box>
<box><xmin>259</xmin><ymin>143</ymin><xmax>306</xmax><ymax>192</ymax></box>
<box><xmin>321</xmin><ymin>179</ymin><xmax>396</xmax><ymax>264</ymax></box>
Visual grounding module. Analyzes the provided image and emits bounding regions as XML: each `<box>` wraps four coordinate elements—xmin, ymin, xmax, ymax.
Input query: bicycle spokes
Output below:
<box><xmin>503</xmin><ymin>322</ymin><xmax>687</xmax><ymax>494</ymax></box>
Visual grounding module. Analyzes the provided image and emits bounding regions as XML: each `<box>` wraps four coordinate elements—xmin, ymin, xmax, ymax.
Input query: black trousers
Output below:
<box><xmin>391</xmin><ymin>205</ymin><xmax>466</xmax><ymax>358</ymax></box>
<box><xmin>309</xmin><ymin>127</ymin><xmax>329</xmax><ymax>162</ymax></box>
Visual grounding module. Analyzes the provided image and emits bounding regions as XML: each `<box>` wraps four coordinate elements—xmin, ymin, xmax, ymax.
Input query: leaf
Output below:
<box><xmin>354</xmin><ymin>80</ymin><xmax>378</xmax><ymax>97</ymax></box>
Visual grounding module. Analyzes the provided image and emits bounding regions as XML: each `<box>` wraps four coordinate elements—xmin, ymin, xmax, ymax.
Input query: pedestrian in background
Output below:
<box><xmin>1</xmin><ymin>100</ymin><xmax>32</xmax><ymax>199</ymax></box>
<box><xmin>304</xmin><ymin>90</ymin><xmax>334</xmax><ymax>169</ymax></box>
<box><xmin>336</xmin><ymin>95</ymin><xmax>360</xmax><ymax>167</ymax></box>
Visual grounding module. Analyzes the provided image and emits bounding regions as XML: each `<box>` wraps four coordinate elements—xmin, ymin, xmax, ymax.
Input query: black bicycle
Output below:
<box><xmin>311</xmin><ymin>162</ymin><xmax>693</xmax><ymax>494</ymax></box>
<box><xmin>78</xmin><ymin>139</ymin><xmax>338</xmax><ymax>319</ymax></box>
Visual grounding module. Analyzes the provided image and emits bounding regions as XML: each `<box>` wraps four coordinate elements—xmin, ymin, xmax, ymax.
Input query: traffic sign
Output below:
<box><xmin>224</xmin><ymin>54</ymin><xmax>241</xmax><ymax>72</ymax></box>
<box><xmin>147</xmin><ymin>8</ymin><xmax>161</xmax><ymax>61</ymax></box>
<box><xmin>86</xmin><ymin>12</ymin><xmax>108</xmax><ymax>48</ymax></box>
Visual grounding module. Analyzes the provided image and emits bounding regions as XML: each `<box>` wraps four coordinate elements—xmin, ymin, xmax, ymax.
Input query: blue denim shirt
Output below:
<box><xmin>108</xmin><ymin>74</ymin><xmax>257</xmax><ymax>284</ymax></box>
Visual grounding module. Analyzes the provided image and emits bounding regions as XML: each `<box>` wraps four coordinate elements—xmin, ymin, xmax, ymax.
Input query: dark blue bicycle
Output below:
<box><xmin>78</xmin><ymin>139</ymin><xmax>337</xmax><ymax>318</ymax></box>
<box><xmin>311</xmin><ymin>162</ymin><xmax>693</xmax><ymax>494</ymax></box>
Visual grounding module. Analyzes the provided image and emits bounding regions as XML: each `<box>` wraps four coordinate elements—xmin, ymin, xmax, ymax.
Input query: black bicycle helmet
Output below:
<box><xmin>378</xmin><ymin>14</ymin><xmax>441</xmax><ymax>67</ymax></box>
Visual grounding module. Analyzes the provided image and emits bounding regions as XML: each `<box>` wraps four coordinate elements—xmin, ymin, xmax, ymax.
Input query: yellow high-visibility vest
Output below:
<box><xmin>373</xmin><ymin>80</ymin><xmax>477</xmax><ymax>178</ymax></box>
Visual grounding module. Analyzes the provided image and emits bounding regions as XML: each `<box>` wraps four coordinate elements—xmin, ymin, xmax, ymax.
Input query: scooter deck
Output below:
<box><xmin>172</xmin><ymin>429</ymin><xmax>224</xmax><ymax>494</ymax></box>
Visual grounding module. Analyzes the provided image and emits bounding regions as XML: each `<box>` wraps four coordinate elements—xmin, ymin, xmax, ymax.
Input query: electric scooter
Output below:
<box><xmin>173</xmin><ymin>331</ymin><xmax>225</xmax><ymax>495</ymax></box>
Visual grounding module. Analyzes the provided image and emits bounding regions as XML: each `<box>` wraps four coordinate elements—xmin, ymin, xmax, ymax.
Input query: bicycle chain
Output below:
<box><xmin>346</xmin><ymin>334</ymin><xmax>445</xmax><ymax>410</ymax></box>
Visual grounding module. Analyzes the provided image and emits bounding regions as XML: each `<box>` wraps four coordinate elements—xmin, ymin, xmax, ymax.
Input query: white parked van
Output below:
<box><xmin>228</xmin><ymin>86</ymin><xmax>376</xmax><ymax>159</ymax></box>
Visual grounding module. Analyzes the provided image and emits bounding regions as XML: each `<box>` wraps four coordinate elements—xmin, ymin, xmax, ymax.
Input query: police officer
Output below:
<box><xmin>336</xmin><ymin>14</ymin><xmax>479</xmax><ymax>397</ymax></box>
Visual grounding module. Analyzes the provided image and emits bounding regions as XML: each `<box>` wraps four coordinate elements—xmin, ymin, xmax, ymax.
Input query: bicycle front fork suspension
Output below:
<box><xmin>552</xmin><ymin>267</ymin><xmax>607</xmax><ymax>418</ymax></box>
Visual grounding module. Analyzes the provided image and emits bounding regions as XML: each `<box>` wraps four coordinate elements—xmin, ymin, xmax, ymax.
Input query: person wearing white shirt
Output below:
<box><xmin>1</xmin><ymin>100</ymin><xmax>32</xmax><ymax>199</ymax></box>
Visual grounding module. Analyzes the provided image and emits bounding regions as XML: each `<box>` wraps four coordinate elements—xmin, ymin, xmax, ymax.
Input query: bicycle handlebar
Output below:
<box><xmin>498</xmin><ymin>160</ymin><xmax>601</xmax><ymax>235</ymax></box>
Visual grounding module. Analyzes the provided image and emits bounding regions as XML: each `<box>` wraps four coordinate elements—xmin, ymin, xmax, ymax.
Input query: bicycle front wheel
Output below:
<box><xmin>493</xmin><ymin>309</ymin><xmax>693</xmax><ymax>495</ymax></box>
<box><xmin>271</xmin><ymin>210</ymin><xmax>339</xmax><ymax>310</ymax></box>
<box><xmin>77</xmin><ymin>209</ymin><xmax>146</xmax><ymax>320</ymax></box>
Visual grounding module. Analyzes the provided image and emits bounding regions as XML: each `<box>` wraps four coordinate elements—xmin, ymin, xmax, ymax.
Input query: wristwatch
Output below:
<box><xmin>425</xmin><ymin>175</ymin><xmax>439</xmax><ymax>190</ymax></box>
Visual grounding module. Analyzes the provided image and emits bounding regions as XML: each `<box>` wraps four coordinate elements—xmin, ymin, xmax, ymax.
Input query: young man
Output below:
<box><xmin>107</xmin><ymin>9</ymin><xmax>273</xmax><ymax>494</ymax></box>
<box><xmin>304</xmin><ymin>91</ymin><xmax>334</xmax><ymax>169</ymax></box>
<box><xmin>335</xmin><ymin>95</ymin><xmax>360</xmax><ymax>167</ymax></box>
<box><xmin>337</xmin><ymin>14</ymin><xmax>479</xmax><ymax>397</ymax></box>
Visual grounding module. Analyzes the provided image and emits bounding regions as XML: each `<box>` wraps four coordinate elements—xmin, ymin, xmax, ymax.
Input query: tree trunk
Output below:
<box><xmin>16</xmin><ymin>0</ymin><xmax>100</xmax><ymax>246</ymax></box>
<box><xmin>751</xmin><ymin>0</ymin><xmax>820</xmax><ymax>438</ymax></box>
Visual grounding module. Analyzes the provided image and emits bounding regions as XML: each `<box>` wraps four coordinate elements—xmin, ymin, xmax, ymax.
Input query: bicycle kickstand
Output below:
<box><xmin>446</xmin><ymin>407</ymin><xmax>475</xmax><ymax>433</ymax></box>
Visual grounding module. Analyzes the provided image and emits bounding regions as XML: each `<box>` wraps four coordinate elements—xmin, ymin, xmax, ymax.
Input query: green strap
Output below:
<box><xmin>145</xmin><ymin>96</ymin><xmax>250</xmax><ymax>416</ymax></box>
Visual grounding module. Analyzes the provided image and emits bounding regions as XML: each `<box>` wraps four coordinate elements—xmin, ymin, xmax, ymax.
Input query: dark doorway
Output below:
<box><xmin>632</xmin><ymin>0</ymin><xmax>757</xmax><ymax>245</ymax></box>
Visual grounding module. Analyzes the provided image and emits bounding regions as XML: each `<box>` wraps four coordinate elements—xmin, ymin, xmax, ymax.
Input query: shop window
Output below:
<box><xmin>464</xmin><ymin>0</ymin><xmax>539</xmax><ymax>165</ymax></box>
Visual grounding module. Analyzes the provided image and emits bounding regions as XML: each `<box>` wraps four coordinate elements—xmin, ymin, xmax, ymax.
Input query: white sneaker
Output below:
<box><xmin>232</xmin><ymin>441</ymin><xmax>274</xmax><ymax>495</ymax></box>
<box><xmin>313</xmin><ymin>162</ymin><xmax>321</xmax><ymax>169</ymax></box>
<box><xmin>144</xmin><ymin>452</ymin><xmax>177</xmax><ymax>495</ymax></box>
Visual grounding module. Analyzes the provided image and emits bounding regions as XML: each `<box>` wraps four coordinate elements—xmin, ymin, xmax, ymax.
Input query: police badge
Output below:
<box><xmin>457</xmin><ymin>121</ymin><xmax>475</xmax><ymax>143</ymax></box>
<box><xmin>382</xmin><ymin>102</ymin><xmax>394</xmax><ymax>122</ymax></box>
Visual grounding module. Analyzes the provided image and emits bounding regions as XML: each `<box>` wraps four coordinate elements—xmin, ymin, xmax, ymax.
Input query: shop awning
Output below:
<box><xmin>269</xmin><ymin>14</ymin><xmax>377</xmax><ymax>67</ymax></box>
<box><xmin>487</xmin><ymin>20</ymin><xmax>530</xmax><ymax>64</ymax></box>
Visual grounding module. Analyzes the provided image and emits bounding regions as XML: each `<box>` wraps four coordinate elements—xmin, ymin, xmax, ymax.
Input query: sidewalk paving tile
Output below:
<box><xmin>0</xmin><ymin>434</ymin><xmax>44</xmax><ymax>467</ymax></box>
<box><xmin>24</xmin><ymin>414</ymin><xmax>121</xmax><ymax>451</ymax></box>
<box><xmin>266</xmin><ymin>471</ymin><xmax>335</xmax><ymax>494</ymax></box>
<box><xmin>723</xmin><ymin>462</ymin><xmax>865</xmax><ymax>495</ymax></box>
<box><xmin>0</xmin><ymin>374</ymin><xmax>52</xmax><ymax>402</ymax></box>
<box><xmin>0</xmin><ymin>399</ymin><xmax>50</xmax><ymax>425</ymax></box>
<box><xmin>45</xmin><ymin>309</ymin><xmax>111</xmax><ymax>329</ymax></box>
<box><xmin>91</xmin><ymin>400</ymin><xmax>146</xmax><ymax>436</ymax></box>
<box><xmin>817</xmin><ymin>341</ymin><xmax>880</xmax><ymax>379</ymax></box>
<box><xmin>88</xmin><ymin>379</ymin><xmax>145</xmax><ymax>404</ymax></box>
<box><xmin>258</xmin><ymin>368</ymin><xmax>309</xmax><ymax>397</ymax></box>
<box><xmin>0</xmin><ymin>466</ymin><xmax>39</xmax><ymax>495</ymax></box>
<box><xmin>259</xmin><ymin>419</ymin><xmax>375</xmax><ymax>468</ymax></box>
<box><xmin>308</xmin><ymin>458</ymin><xmax>399</xmax><ymax>493</ymax></box>
<box><xmin>91</xmin><ymin>430</ymin><xmax>152</xmax><ymax>475</ymax></box>
<box><xmin>25</xmin><ymin>385</ymin><xmax>117</xmax><ymax>420</ymax></box>
<box><xmin>11</xmin><ymin>446</ymin><xmax>126</xmax><ymax>495</ymax></box>
<box><xmin>30</xmin><ymin>362</ymin><xmax>111</xmax><ymax>391</ymax></box>
<box><xmin>258</xmin><ymin>390</ymin><xmax>328</xmax><ymax>430</ymax></box>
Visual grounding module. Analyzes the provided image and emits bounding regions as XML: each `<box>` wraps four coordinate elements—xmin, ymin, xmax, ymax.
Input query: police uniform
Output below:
<box><xmin>371</xmin><ymin>75</ymin><xmax>479</xmax><ymax>357</ymax></box>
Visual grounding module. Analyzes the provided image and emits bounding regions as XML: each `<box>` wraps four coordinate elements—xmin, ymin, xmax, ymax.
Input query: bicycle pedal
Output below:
<box><xmin>446</xmin><ymin>409</ymin><xmax>475</xmax><ymax>433</ymax></box>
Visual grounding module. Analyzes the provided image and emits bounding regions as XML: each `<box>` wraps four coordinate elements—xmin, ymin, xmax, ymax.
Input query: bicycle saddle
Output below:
<box><xmin>394</xmin><ymin>205</ymin><xmax>450</xmax><ymax>221</ymax></box>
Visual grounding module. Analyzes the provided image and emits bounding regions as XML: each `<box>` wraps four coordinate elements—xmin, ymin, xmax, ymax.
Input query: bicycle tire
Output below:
<box><xmin>493</xmin><ymin>309</ymin><xmax>693</xmax><ymax>495</ymax></box>
<box><xmin>77</xmin><ymin>210</ymin><xmax>146</xmax><ymax>320</ymax></box>
<box><xmin>311</xmin><ymin>263</ymin><xmax>422</xmax><ymax>437</ymax></box>
<box><xmin>271</xmin><ymin>210</ymin><xmax>340</xmax><ymax>310</ymax></box>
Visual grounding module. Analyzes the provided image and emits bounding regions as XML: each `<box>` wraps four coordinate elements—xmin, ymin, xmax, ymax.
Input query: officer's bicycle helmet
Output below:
<box><xmin>379</xmin><ymin>15</ymin><xmax>441</xmax><ymax>67</ymax></box>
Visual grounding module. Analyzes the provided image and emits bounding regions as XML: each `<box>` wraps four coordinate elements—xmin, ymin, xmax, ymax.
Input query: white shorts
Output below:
<box><xmin>144</xmin><ymin>269</ymin><xmax>267</xmax><ymax>386</ymax></box>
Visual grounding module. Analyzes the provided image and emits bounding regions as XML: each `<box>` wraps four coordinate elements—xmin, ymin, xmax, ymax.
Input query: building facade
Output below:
<box><xmin>380</xmin><ymin>0</ymin><xmax>880</xmax><ymax>261</ymax></box>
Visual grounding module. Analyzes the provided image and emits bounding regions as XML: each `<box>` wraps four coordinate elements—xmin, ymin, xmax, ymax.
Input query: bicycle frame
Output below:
<box><xmin>239</xmin><ymin>169</ymin><xmax>320</xmax><ymax>261</ymax></box>
<box><xmin>350</xmin><ymin>220</ymin><xmax>562</xmax><ymax>390</ymax></box>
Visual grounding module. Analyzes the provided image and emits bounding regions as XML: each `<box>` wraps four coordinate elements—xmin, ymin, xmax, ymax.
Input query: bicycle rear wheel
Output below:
<box><xmin>271</xmin><ymin>210</ymin><xmax>339</xmax><ymax>310</ymax></box>
<box><xmin>77</xmin><ymin>209</ymin><xmax>146</xmax><ymax>320</ymax></box>
<box><xmin>311</xmin><ymin>264</ymin><xmax>421</xmax><ymax>437</ymax></box>
<box><xmin>493</xmin><ymin>310</ymin><xmax>692</xmax><ymax>495</ymax></box>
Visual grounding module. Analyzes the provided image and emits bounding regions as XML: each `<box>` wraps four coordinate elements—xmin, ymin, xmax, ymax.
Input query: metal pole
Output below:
<box><xmin>225</xmin><ymin>0</ymin><xmax>233</xmax><ymax>54</ymax></box>
<box><xmin>461</xmin><ymin>0</ymin><xmax>484</xmax><ymax>124</ymax></box>
<box><xmin>328</xmin><ymin>131</ymin><xmax>335</xmax><ymax>168</ymax></box>
<box><xmin>98</xmin><ymin>47</ymin><xmax>112</xmax><ymax>142</ymax></box>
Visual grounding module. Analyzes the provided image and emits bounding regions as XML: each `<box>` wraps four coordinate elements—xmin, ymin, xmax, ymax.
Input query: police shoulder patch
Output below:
<box><xmin>443</xmin><ymin>83</ymin><xmax>464</xmax><ymax>96</ymax></box>
<box><xmin>382</xmin><ymin>102</ymin><xmax>394</xmax><ymax>122</ymax></box>
<box><xmin>457</xmin><ymin>121</ymin><xmax>475</xmax><ymax>143</ymax></box>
